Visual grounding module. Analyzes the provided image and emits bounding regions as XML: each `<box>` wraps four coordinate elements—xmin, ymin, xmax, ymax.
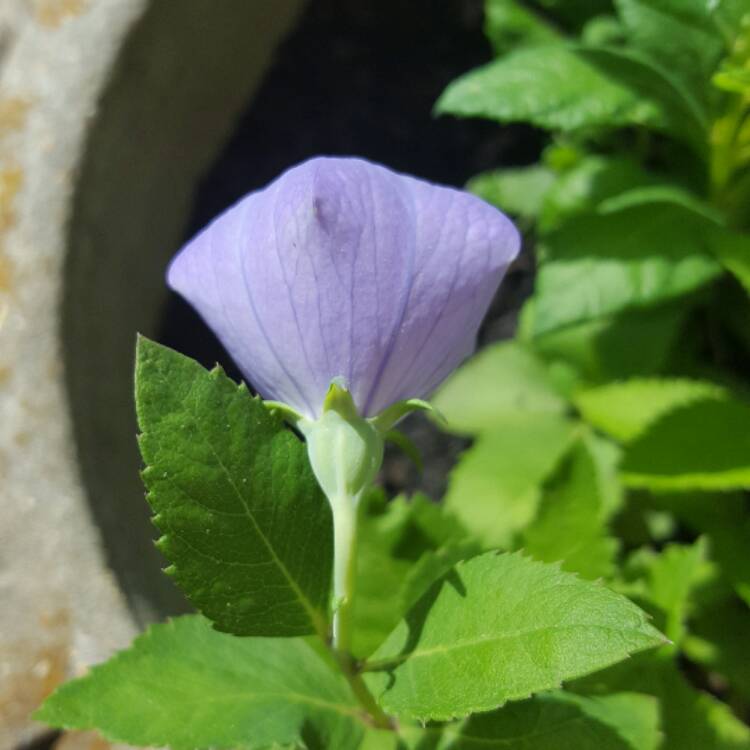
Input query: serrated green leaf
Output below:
<box><xmin>436</xmin><ymin>45</ymin><xmax>704</xmax><ymax>148</ymax></box>
<box><xmin>573</xmin><ymin>654</ymin><xmax>750</xmax><ymax>749</ymax></box>
<box><xmin>532</xmin><ymin>202</ymin><xmax>722</xmax><ymax>336</ymax></box>
<box><xmin>522</xmin><ymin>436</ymin><xmax>619</xmax><ymax>579</ymax></box>
<box><xmin>364</xmin><ymin>551</ymin><xmax>664</xmax><ymax>721</ymax></box>
<box><xmin>467</xmin><ymin>165</ymin><xmax>557</xmax><ymax>226</ymax></box>
<box><xmin>621</xmin><ymin>396</ymin><xmax>750</xmax><ymax>491</ymax></box>
<box><xmin>614</xmin><ymin>0</ymin><xmax>725</xmax><ymax>107</ymax></box>
<box><xmin>424</xmin><ymin>691</ymin><xmax>660</xmax><ymax>750</ymax></box>
<box><xmin>35</xmin><ymin>616</ymin><xmax>364</xmax><ymax>750</ymax></box>
<box><xmin>135</xmin><ymin>337</ymin><xmax>332</xmax><ymax>638</ymax></box>
<box><xmin>444</xmin><ymin>414</ymin><xmax>579</xmax><ymax>547</ymax></box>
<box><xmin>432</xmin><ymin>341</ymin><xmax>567</xmax><ymax>435</ymax></box>
<box><xmin>484</xmin><ymin>0</ymin><xmax>562</xmax><ymax>55</ymax></box>
<box><xmin>575</xmin><ymin>378</ymin><xmax>727</xmax><ymax>442</ymax></box>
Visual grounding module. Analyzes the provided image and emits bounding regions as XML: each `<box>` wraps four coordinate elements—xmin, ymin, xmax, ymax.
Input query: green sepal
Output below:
<box><xmin>323</xmin><ymin>378</ymin><xmax>360</xmax><ymax>421</ymax></box>
<box><xmin>264</xmin><ymin>400</ymin><xmax>306</xmax><ymax>426</ymax></box>
<box><xmin>370</xmin><ymin>398</ymin><xmax>446</xmax><ymax>434</ymax></box>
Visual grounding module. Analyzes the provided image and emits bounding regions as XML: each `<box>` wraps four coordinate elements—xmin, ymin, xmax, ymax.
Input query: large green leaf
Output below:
<box><xmin>436</xmin><ymin>44</ymin><xmax>704</xmax><ymax>147</ymax></box>
<box><xmin>364</xmin><ymin>551</ymin><xmax>664</xmax><ymax>720</ymax></box>
<box><xmin>621</xmin><ymin>396</ymin><xmax>750</xmax><ymax>491</ymax></box>
<box><xmin>425</xmin><ymin>691</ymin><xmax>660</xmax><ymax>750</ymax></box>
<box><xmin>573</xmin><ymin>655</ymin><xmax>750</xmax><ymax>749</ymax></box>
<box><xmin>432</xmin><ymin>341</ymin><xmax>567</xmax><ymax>435</ymax></box>
<box><xmin>484</xmin><ymin>0</ymin><xmax>562</xmax><ymax>54</ymax></box>
<box><xmin>444</xmin><ymin>414</ymin><xmax>579</xmax><ymax>547</ymax></box>
<box><xmin>532</xmin><ymin>201</ymin><xmax>722</xmax><ymax>336</ymax></box>
<box><xmin>614</xmin><ymin>0</ymin><xmax>725</xmax><ymax>106</ymax></box>
<box><xmin>135</xmin><ymin>337</ymin><xmax>332</xmax><ymax>638</ymax></box>
<box><xmin>35</xmin><ymin>616</ymin><xmax>363</xmax><ymax>750</ymax></box>
<box><xmin>522</xmin><ymin>435</ymin><xmax>619</xmax><ymax>579</ymax></box>
<box><xmin>575</xmin><ymin>378</ymin><xmax>727</xmax><ymax>442</ymax></box>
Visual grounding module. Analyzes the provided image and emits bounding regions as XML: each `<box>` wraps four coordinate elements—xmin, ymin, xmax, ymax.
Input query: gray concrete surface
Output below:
<box><xmin>0</xmin><ymin>1</ymin><xmax>305</xmax><ymax>746</ymax></box>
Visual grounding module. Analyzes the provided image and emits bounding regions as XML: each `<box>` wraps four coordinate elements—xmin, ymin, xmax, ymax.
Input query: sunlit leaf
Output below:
<box><xmin>365</xmin><ymin>551</ymin><xmax>664</xmax><ymax>720</ymax></box>
<box><xmin>36</xmin><ymin>616</ymin><xmax>363</xmax><ymax>750</ymax></box>
<box><xmin>135</xmin><ymin>337</ymin><xmax>332</xmax><ymax>638</ymax></box>
<box><xmin>444</xmin><ymin>414</ymin><xmax>579</xmax><ymax>547</ymax></box>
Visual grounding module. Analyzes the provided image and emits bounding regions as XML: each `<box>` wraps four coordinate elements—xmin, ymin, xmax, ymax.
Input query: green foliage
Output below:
<box><xmin>35</xmin><ymin>616</ymin><xmax>364</xmax><ymax>750</ymax></box>
<box><xmin>521</xmin><ymin>435</ymin><xmax>620</xmax><ymax>579</ymax></box>
<box><xmin>614</xmin><ymin>0</ymin><xmax>726</xmax><ymax>104</ymax></box>
<box><xmin>352</xmin><ymin>491</ymin><xmax>474</xmax><ymax>658</ymax></box>
<box><xmin>484</xmin><ymin>0</ymin><xmax>562</xmax><ymax>54</ymax></box>
<box><xmin>424</xmin><ymin>691</ymin><xmax>661</xmax><ymax>749</ymax></box>
<box><xmin>527</xmin><ymin>302</ymin><xmax>688</xmax><ymax>383</ymax></box>
<box><xmin>444</xmin><ymin>414</ymin><xmax>578</xmax><ymax>546</ymax></box>
<box><xmin>537</xmin><ymin>155</ymin><xmax>656</xmax><ymax>231</ymax></box>
<box><xmin>467</xmin><ymin>165</ymin><xmax>557</xmax><ymax>228</ymax></box>
<box><xmin>615</xmin><ymin>539</ymin><xmax>708</xmax><ymax>645</ymax></box>
<box><xmin>436</xmin><ymin>45</ymin><xmax>703</xmax><ymax>147</ymax></box>
<box><xmin>621</xmin><ymin>396</ymin><xmax>750</xmax><ymax>490</ymax></box>
<box><xmin>432</xmin><ymin>0</ymin><xmax>750</xmax><ymax>746</ymax></box>
<box><xmin>364</xmin><ymin>551</ymin><xmax>664</xmax><ymax>720</ymax></box>
<box><xmin>712</xmin><ymin>231</ymin><xmax>750</xmax><ymax>292</ymax></box>
<box><xmin>135</xmin><ymin>337</ymin><xmax>332</xmax><ymax>638</ymax></box>
<box><xmin>657</xmin><ymin>493</ymin><xmax>750</xmax><ymax>607</ymax></box>
<box><xmin>532</xmin><ymin>201</ymin><xmax>722</xmax><ymax>335</ymax></box>
<box><xmin>687</xmin><ymin>598</ymin><xmax>750</xmax><ymax>702</ymax></box>
<box><xmin>432</xmin><ymin>340</ymin><xmax>567</xmax><ymax>434</ymax></box>
<box><xmin>574</xmin><ymin>378</ymin><xmax>727</xmax><ymax>441</ymax></box>
<box><xmin>574</xmin><ymin>655</ymin><xmax>750</xmax><ymax>749</ymax></box>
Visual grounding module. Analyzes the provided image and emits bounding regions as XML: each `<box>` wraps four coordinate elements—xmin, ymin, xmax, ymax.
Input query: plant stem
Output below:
<box><xmin>331</xmin><ymin>491</ymin><xmax>358</xmax><ymax>653</ymax></box>
<box><xmin>334</xmin><ymin>650</ymin><xmax>394</xmax><ymax>729</ymax></box>
<box><xmin>328</xmin><ymin>491</ymin><xmax>393</xmax><ymax>729</ymax></box>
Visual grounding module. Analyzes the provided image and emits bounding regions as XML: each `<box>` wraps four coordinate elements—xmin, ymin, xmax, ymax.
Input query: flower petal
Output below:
<box><xmin>168</xmin><ymin>157</ymin><xmax>520</xmax><ymax>418</ymax></box>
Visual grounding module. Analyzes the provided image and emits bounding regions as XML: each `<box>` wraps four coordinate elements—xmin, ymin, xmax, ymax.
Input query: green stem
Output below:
<box><xmin>334</xmin><ymin>650</ymin><xmax>394</xmax><ymax>729</ymax></box>
<box><xmin>328</xmin><ymin>492</ymin><xmax>394</xmax><ymax>729</ymax></box>
<box><xmin>331</xmin><ymin>491</ymin><xmax>358</xmax><ymax>653</ymax></box>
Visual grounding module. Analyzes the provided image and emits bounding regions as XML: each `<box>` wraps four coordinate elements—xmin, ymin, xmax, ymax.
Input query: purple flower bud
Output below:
<box><xmin>168</xmin><ymin>156</ymin><xmax>520</xmax><ymax>419</ymax></box>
